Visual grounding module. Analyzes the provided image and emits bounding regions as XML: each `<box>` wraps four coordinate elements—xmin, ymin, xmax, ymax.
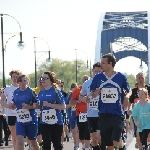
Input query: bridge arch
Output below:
<box><xmin>95</xmin><ymin>11</ymin><xmax>150</xmax><ymax>82</ymax></box>
<box><xmin>114</xmin><ymin>50</ymin><xmax>148</xmax><ymax>65</ymax></box>
<box><xmin>101</xmin><ymin>27</ymin><xmax>148</xmax><ymax>54</ymax></box>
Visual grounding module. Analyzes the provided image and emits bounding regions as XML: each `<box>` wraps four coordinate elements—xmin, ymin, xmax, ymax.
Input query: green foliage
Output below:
<box><xmin>0</xmin><ymin>79</ymin><xmax>2</xmax><ymax>87</ymax></box>
<box><xmin>0</xmin><ymin>78</ymin><xmax>11</xmax><ymax>87</ymax></box>
<box><xmin>0</xmin><ymin>59</ymin><xmax>138</xmax><ymax>91</ymax></box>
<box><xmin>145</xmin><ymin>72</ymin><xmax>148</xmax><ymax>84</ymax></box>
<box><xmin>29</xmin><ymin>58</ymin><xmax>91</xmax><ymax>92</ymax></box>
<box><xmin>124</xmin><ymin>72</ymin><xmax>136</xmax><ymax>88</ymax></box>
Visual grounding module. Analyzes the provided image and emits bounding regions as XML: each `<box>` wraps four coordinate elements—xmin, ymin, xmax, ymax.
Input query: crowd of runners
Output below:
<box><xmin>0</xmin><ymin>53</ymin><xmax>150</xmax><ymax>150</ymax></box>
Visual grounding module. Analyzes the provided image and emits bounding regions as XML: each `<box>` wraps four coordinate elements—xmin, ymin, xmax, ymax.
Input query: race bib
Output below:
<box><xmin>42</xmin><ymin>109</ymin><xmax>58</xmax><ymax>124</ymax></box>
<box><xmin>101</xmin><ymin>88</ymin><xmax>118</xmax><ymax>103</ymax></box>
<box><xmin>71</xmin><ymin>105</ymin><xmax>76</xmax><ymax>111</ymax></box>
<box><xmin>79</xmin><ymin>113</ymin><xmax>87</xmax><ymax>122</ymax></box>
<box><xmin>89</xmin><ymin>96</ymin><xmax>99</xmax><ymax>110</ymax></box>
<box><xmin>16</xmin><ymin>109</ymin><xmax>32</xmax><ymax>123</ymax></box>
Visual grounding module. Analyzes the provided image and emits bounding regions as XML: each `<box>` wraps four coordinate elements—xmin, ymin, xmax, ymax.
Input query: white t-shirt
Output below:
<box><xmin>4</xmin><ymin>84</ymin><xmax>18</xmax><ymax>116</ymax></box>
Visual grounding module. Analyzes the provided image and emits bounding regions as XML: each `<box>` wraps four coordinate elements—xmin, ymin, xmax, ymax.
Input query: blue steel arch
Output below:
<box><xmin>101</xmin><ymin>27</ymin><xmax>148</xmax><ymax>64</ymax></box>
<box><xmin>114</xmin><ymin>50</ymin><xmax>148</xmax><ymax>65</ymax></box>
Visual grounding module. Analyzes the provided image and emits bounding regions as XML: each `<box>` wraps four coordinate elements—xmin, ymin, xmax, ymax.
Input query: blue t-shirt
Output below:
<box><xmin>121</xmin><ymin>90</ymin><xmax>126</xmax><ymax>104</ymax></box>
<box><xmin>39</xmin><ymin>86</ymin><xmax>65</xmax><ymax>125</ymax></box>
<box><xmin>13</xmin><ymin>87</ymin><xmax>39</xmax><ymax>124</ymax></box>
<box><xmin>66</xmin><ymin>92</ymin><xmax>76</xmax><ymax>118</ymax></box>
<box><xmin>132</xmin><ymin>101</ymin><xmax>150</xmax><ymax>132</ymax></box>
<box><xmin>90</xmin><ymin>72</ymin><xmax>130</xmax><ymax>116</ymax></box>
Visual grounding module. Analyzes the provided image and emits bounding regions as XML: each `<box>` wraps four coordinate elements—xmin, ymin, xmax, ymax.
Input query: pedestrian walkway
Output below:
<box><xmin>0</xmin><ymin>133</ymin><xmax>138</xmax><ymax>150</ymax></box>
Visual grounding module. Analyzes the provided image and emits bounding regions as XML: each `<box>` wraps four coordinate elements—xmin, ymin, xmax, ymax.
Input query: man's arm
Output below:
<box><xmin>125</xmin><ymin>90</ymin><xmax>132</xmax><ymax>99</ymax></box>
<box><xmin>69</xmin><ymin>100</ymin><xmax>76</xmax><ymax>106</ymax></box>
<box><xmin>79</xmin><ymin>82</ymin><xmax>90</xmax><ymax>103</ymax></box>
<box><xmin>90</xmin><ymin>75</ymin><xmax>101</xmax><ymax>98</ymax></box>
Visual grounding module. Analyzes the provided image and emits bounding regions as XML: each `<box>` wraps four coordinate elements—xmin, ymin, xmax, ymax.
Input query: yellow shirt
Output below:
<box><xmin>33</xmin><ymin>86</ymin><xmax>41</xmax><ymax>117</ymax></box>
<box><xmin>33</xmin><ymin>87</ymin><xmax>41</xmax><ymax>94</ymax></box>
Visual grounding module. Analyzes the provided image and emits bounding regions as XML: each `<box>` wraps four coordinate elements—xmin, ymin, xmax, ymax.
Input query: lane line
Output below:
<box><xmin>127</xmin><ymin>138</ymin><xmax>136</xmax><ymax>150</ymax></box>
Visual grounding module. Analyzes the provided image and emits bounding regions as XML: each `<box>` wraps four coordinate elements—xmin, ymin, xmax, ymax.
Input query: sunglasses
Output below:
<box><xmin>18</xmin><ymin>79</ymin><xmax>27</xmax><ymax>82</ymax></box>
<box><xmin>40</xmin><ymin>77</ymin><xmax>50</xmax><ymax>81</ymax></box>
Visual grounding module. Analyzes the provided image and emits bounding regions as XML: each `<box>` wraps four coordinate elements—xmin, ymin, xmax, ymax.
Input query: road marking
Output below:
<box><xmin>127</xmin><ymin>137</ymin><xmax>136</xmax><ymax>149</ymax></box>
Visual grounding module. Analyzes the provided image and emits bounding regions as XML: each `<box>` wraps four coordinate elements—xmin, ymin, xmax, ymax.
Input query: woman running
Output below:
<box><xmin>8</xmin><ymin>74</ymin><xmax>39</xmax><ymax>150</ymax></box>
<box><xmin>33</xmin><ymin>71</ymin><xmax>66</xmax><ymax>150</ymax></box>
<box><xmin>1</xmin><ymin>69</ymin><xmax>22</xmax><ymax>150</ymax></box>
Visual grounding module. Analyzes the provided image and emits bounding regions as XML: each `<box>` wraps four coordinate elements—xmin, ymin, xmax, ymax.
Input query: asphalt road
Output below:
<box><xmin>0</xmin><ymin>133</ymin><xmax>137</xmax><ymax>150</ymax></box>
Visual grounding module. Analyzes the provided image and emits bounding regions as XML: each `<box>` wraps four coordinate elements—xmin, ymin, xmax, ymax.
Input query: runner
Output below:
<box><xmin>119</xmin><ymin>93</ymin><xmax>128</xmax><ymax>150</ymax></box>
<box><xmin>132</xmin><ymin>88</ymin><xmax>150</xmax><ymax>150</ymax></box>
<box><xmin>60</xmin><ymin>81</ymin><xmax>69</xmax><ymax>145</ymax></box>
<box><xmin>33</xmin><ymin>77</ymin><xmax>44</xmax><ymax>148</ymax></box>
<box><xmin>70</xmin><ymin>75</ymin><xmax>90</xmax><ymax>150</ymax></box>
<box><xmin>56</xmin><ymin>79</ymin><xmax>69</xmax><ymax>147</ymax></box>
<box><xmin>8</xmin><ymin>74</ymin><xmax>39</xmax><ymax>150</ymax></box>
<box><xmin>33</xmin><ymin>71</ymin><xmax>66</xmax><ymax>150</ymax></box>
<box><xmin>90</xmin><ymin>53</ymin><xmax>131</xmax><ymax>150</ymax></box>
<box><xmin>0</xmin><ymin>88</ymin><xmax>8</xmax><ymax>146</ymax></box>
<box><xmin>79</xmin><ymin>62</ymin><xmax>102</xmax><ymax>150</ymax></box>
<box><xmin>66</xmin><ymin>83</ymin><xmax>79</xmax><ymax>150</ymax></box>
<box><xmin>128</xmin><ymin>72</ymin><xmax>150</xmax><ymax>150</ymax></box>
<box><xmin>1</xmin><ymin>69</ymin><xmax>22</xmax><ymax>150</ymax></box>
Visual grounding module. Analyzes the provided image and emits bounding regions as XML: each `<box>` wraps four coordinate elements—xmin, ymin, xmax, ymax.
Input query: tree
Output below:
<box><xmin>29</xmin><ymin>58</ymin><xmax>91</xmax><ymax>92</ymax></box>
<box><xmin>124</xmin><ymin>73</ymin><xmax>136</xmax><ymax>88</ymax></box>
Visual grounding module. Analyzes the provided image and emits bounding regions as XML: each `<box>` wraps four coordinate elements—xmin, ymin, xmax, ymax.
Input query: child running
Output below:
<box><xmin>132</xmin><ymin>88</ymin><xmax>150</xmax><ymax>150</ymax></box>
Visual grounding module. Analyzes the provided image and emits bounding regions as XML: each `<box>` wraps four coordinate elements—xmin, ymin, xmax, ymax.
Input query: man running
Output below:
<box><xmin>70</xmin><ymin>75</ymin><xmax>90</xmax><ymax>150</ymax></box>
<box><xmin>79</xmin><ymin>62</ymin><xmax>102</xmax><ymax>150</ymax></box>
<box><xmin>90</xmin><ymin>53</ymin><xmax>131</xmax><ymax>150</ymax></box>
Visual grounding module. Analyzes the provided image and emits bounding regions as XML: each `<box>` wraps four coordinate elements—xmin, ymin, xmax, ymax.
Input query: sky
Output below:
<box><xmin>0</xmin><ymin>0</ymin><xmax>150</xmax><ymax>78</ymax></box>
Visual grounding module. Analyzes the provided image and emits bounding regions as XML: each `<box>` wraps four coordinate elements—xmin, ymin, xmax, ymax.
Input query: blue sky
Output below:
<box><xmin>0</xmin><ymin>0</ymin><xmax>149</xmax><ymax>77</ymax></box>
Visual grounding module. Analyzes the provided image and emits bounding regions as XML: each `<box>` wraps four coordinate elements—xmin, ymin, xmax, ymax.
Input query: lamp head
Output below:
<box><xmin>46</xmin><ymin>58</ymin><xmax>52</xmax><ymax>64</ymax></box>
<box><xmin>17</xmin><ymin>41</ymin><xmax>25</xmax><ymax>50</ymax></box>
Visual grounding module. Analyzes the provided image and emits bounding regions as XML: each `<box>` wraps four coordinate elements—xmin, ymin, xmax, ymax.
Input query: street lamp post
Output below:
<box><xmin>4</xmin><ymin>33</ymin><xmax>25</xmax><ymax>50</ymax></box>
<box><xmin>90</xmin><ymin>59</ymin><xmax>92</xmax><ymax>77</ymax></box>
<box><xmin>1</xmin><ymin>14</ymin><xmax>24</xmax><ymax>87</ymax></box>
<box><xmin>75</xmin><ymin>49</ymin><xmax>89</xmax><ymax>83</ymax></box>
<box><xmin>139</xmin><ymin>59</ymin><xmax>144</xmax><ymax>72</ymax></box>
<box><xmin>75</xmin><ymin>49</ymin><xmax>78</xmax><ymax>83</ymax></box>
<box><xmin>1</xmin><ymin>14</ymin><xmax>5</xmax><ymax>87</ymax></box>
<box><xmin>34</xmin><ymin>37</ymin><xmax>51</xmax><ymax>87</ymax></box>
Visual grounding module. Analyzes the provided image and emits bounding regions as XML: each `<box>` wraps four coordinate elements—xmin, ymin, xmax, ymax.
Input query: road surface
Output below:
<box><xmin>0</xmin><ymin>133</ymin><xmax>137</xmax><ymax>150</ymax></box>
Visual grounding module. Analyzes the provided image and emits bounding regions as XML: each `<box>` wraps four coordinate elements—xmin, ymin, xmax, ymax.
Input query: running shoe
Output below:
<box><xmin>74</xmin><ymin>146</ymin><xmax>80</xmax><ymax>150</ymax></box>
<box><xmin>135</xmin><ymin>143</ymin><xmax>138</xmax><ymax>149</ymax></box>
<box><xmin>5</xmin><ymin>141</ymin><xmax>8</xmax><ymax>146</ymax></box>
